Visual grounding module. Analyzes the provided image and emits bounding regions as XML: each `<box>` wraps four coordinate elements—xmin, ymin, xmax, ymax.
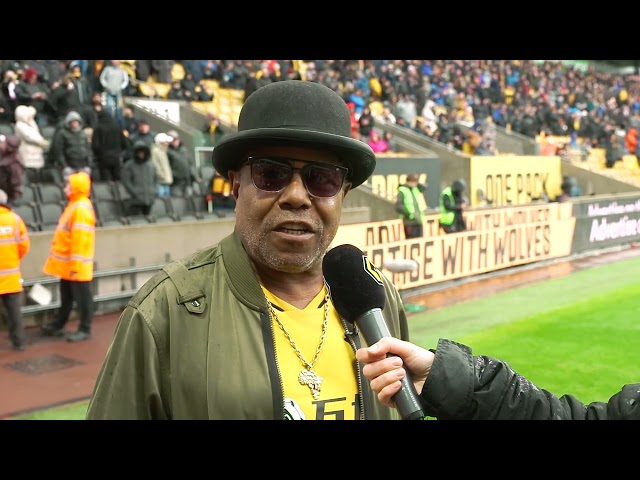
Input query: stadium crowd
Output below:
<box><xmin>1</xmin><ymin>59</ymin><xmax>639</xmax><ymax>230</ymax></box>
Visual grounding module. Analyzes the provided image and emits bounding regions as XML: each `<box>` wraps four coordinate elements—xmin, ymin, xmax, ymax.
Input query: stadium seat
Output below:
<box><xmin>126</xmin><ymin>213</ymin><xmax>153</xmax><ymax>225</ymax></box>
<box><xmin>150</xmin><ymin>82</ymin><xmax>171</xmax><ymax>99</ymax></box>
<box><xmin>218</xmin><ymin>105</ymin><xmax>233</xmax><ymax>123</ymax></box>
<box><xmin>191</xmin><ymin>101</ymin><xmax>217</xmax><ymax>114</ymax></box>
<box><xmin>0</xmin><ymin>124</ymin><xmax>14</xmax><ymax>136</ymax></box>
<box><xmin>199</xmin><ymin>165</ymin><xmax>215</xmax><ymax>185</ymax></box>
<box><xmin>167</xmin><ymin>195</ymin><xmax>204</xmax><ymax>221</ymax></box>
<box><xmin>12</xmin><ymin>184</ymin><xmax>38</xmax><ymax>207</ymax></box>
<box><xmin>36</xmin><ymin>183</ymin><xmax>66</xmax><ymax>205</ymax></box>
<box><xmin>217</xmin><ymin>112</ymin><xmax>233</xmax><ymax>126</ymax></box>
<box><xmin>202</xmin><ymin>80</ymin><xmax>219</xmax><ymax>94</ymax></box>
<box><xmin>94</xmin><ymin>198</ymin><xmax>129</xmax><ymax>227</ymax></box>
<box><xmin>114</xmin><ymin>181</ymin><xmax>130</xmax><ymax>203</ymax></box>
<box><xmin>39</xmin><ymin>167</ymin><xmax>64</xmax><ymax>186</ymax></box>
<box><xmin>11</xmin><ymin>203</ymin><xmax>40</xmax><ymax>232</ymax></box>
<box><xmin>91</xmin><ymin>181</ymin><xmax>118</xmax><ymax>202</ymax></box>
<box><xmin>229</xmin><ymin>89</ymin><xmax>244</xmax><ymax>101</ymax></box>
<box><xmin>230</xmin><ymin>107</ymin><xmax>241</xmax><ymax>127</ymax></box>
<box><xmin>622</xmin><ymin>155</ymin><xmax>639</xmax><ymax>170</ymax></box>
<box><xmin>112</xmin><ymin>182</ymin><xmax>152</xmax><ymax>224</ymax></box>
<box><xmin>587</xmin><ymin>148</ymin><xmax>607</xmax><ymax>168</ymax></box>
<box><xmin>137</xmin><ymin>81</ymin><xmax>157</xmax><ymax>98</ymax></box>
<box><xmin>41</xmin><ymin>125</ymin><xmax>57</xmax><ymax>143</ymax></box>
<box><xmin>191</xmin><ymin>194</ymin><xmax>209</xmax><ymax>216</ymax></box>
<box><xmin>218</xmin><ymin>96</ymin><xmax>231</xmax><ymax>108</ymax></box>
<box><xmin>38</xmin><ymin>202</ymin><xmax>64</xmax><ymax>231</ymax></box>
<box><xmin>368</xmin><ymin>101</ymin><xmax>384</xmax><ymax>117</ymax></box>
<box><xmin>147</xmin><ymin>197</ymin><xmax>177</xmax><ymax>223</ymax></box>
<box><xmin>171</xmin><ymin>63</ymin><xmax>185</xmax><ymax>81</ymax></box>
<box><xmin>92</xmin><ymin>182</ymin><xmax>127</xmax><ymax>227</ymax></box>
<box><xmin>119</xmin><ymin>60</ymin><xmax>136</xmax><ymax>79</ymax></box>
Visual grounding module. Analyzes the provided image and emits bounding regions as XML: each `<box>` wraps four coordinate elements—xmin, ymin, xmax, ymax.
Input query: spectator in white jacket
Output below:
<box><xmin>99</xmin><ymin>60</ymin><xmax>129</xmax><ymax>122</ymax></box>
<box><xmin>150</xmin><ymin>133</ymin><xmax>173</xmax><ymax>197</ymax></box>
<box><xmin>13</xmin><ymin>104</ymin><xmax>50</xmax><ymax>183</ymax></box>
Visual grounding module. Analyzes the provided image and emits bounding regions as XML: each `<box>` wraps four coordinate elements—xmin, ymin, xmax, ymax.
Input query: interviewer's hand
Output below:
<box><xmin>356</xmin><ymin>337</ymin><xmax>435</xmax><ymax>409</ymax></box>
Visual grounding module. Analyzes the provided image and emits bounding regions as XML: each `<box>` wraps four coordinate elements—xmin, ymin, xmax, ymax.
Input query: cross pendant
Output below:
<box><xmin>299</xmin><ymin>368</ymin><xmax>323</xmax><ymax>400</ymax></box>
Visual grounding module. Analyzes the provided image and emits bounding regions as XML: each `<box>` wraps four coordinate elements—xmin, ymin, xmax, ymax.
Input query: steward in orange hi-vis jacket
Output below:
<box><xmin>41</xmin><ymin>171</ymin><xmax>96</xmax><ymax>343</ymax></box>
<box><xmin>0</xmin><ymin>188</ymin><xmax>30</xmax><ymax>350</ymax></box>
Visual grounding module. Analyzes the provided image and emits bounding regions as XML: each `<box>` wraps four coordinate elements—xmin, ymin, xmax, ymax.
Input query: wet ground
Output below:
<box><xmin>1</xmin><ymin>244</ymin><xmax>638</xmax><ymax>419</ymax></box>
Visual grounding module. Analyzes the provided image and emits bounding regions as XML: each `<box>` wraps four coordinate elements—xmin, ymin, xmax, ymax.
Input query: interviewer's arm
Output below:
<box><xmin>357</xmin><ymin>337</ymin><xmax>640</xmax><ymax>420</ymax></box>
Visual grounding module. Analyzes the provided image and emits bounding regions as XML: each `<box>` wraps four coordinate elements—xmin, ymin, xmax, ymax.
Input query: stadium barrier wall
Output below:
<box><xmin>570</xmin><ymin>192</ymin><xmax>640</xmax><ymax>254</ymax></box>
<box><xmin>469</xmin><ymin>155</ymin><xmax>563</xmax><ymax>206</ymax></box>
<box><xmin>333</xmin><ymin>202</ymin><xmax>576</xmax><ymax>292</ymax></box>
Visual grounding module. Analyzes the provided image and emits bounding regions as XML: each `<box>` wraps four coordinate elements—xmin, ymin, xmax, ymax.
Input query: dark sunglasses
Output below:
<box><xmin>247</xmin><ymin>157</ymin><xmax>348</xmax><ymax>198</ymax></box>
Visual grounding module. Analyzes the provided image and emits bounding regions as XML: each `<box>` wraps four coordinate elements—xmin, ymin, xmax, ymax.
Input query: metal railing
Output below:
<box><xmin>20</xmin><ymin>254</ymin><xmax>172</xmax><ymax>317</ymax></box>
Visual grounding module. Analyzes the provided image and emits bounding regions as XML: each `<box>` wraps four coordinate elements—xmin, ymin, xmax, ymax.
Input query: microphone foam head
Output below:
<box><xmin>322</xmin><ymin>244</ymin><xmax>386</xmax><ymax>323</ymax></box>
<box><xmin>382</xmin><ymin>259</ymin><xmax>419</xmax><ymax>273</ymax></box>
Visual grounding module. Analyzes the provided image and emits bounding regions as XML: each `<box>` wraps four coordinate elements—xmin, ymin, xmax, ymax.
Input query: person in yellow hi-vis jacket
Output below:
<box><xmin>0</xmin><ymin>189</ymin><xmax>30</xmax><ymax>350</ymax></box>
<box><xmin>41</xmin><ymin>171</ymin><xmax>96</xmax><ymax>342</ymax></box>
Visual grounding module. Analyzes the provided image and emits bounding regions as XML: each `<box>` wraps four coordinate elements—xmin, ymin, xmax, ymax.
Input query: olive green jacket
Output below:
<box><xmin>86</xmin><ymin>231</ymin><xmax>409</xmax><ymax>420</ymax></box>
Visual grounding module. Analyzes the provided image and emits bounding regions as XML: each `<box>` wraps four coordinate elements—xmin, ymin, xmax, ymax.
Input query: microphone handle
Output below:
<box><xmin>355</xmin><ymin>309</ymin><xmax>425</xmax><ymax>420</ymax></box>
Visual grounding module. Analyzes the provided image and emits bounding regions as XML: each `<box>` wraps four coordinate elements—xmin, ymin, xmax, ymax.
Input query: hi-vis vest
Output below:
<box><xmin>211</xmin><ymin>172</ymin><xmax>231</xmax><ymax>197</ymax></box>
<box><xmin>439</xmin><ymin>186</ymin><xmax>455</xmax><ymax>226</ymax></box>
<box><xmin>398</xmin><ymin>185</ymin><xmax>427</xmax><ymax>222</ymax></box>
<box><xmin>0</xmin><ymin>206</ymin><xmax>30</xmax><ymax>294</ymax></box>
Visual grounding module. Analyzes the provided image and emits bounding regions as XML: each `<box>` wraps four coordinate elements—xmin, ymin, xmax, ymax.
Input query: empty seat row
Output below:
<box><xmin>10</xmin><ymin>180</ymin><xmax>236</xmax><ymax>232</ymax></box>
<box><xmin>11</xmin><ymin>201</ymin><xmax>63</xmax><ymax>233</ymax></box>
<box><xmin>91</xmin><ymin>180</ymin><xmax>211</xmax><ymax>227</ymax></box>
<box><xmin>13</xmin><ymin>183</ymin><xmax>66</xmax><ymax>208</ymax></box>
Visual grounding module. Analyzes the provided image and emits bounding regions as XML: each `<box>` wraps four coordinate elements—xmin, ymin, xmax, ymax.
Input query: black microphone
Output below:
<box><xmin>323</xmin><ymin>244</ymin><xmax>425</xmax><ymax>420</ymax></box>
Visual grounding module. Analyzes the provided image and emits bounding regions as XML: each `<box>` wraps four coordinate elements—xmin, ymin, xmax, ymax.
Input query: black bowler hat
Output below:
<box><xmin>212</xmin><ymin>80</ymin><xmax>376</xmax><ymax>188</ymax></box>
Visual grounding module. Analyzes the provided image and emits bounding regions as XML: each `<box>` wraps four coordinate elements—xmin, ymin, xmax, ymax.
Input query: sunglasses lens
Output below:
<box><xmin>305</xmin><ymin>165</ymin><xmax>345</xmax><ymax>198</ymax></box>
<box><xmin>252</xmin><ymin>159</ymin><xmax>291</xmax><ymax>192</ymax></box>
<box><xmin>250</xmin><ymin>158</ymin><xmax>346</xmax><ymax>198</ymax></box>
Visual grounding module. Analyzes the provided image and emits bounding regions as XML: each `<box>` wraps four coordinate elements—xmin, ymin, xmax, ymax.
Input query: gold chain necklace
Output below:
<box><xmin>266</xmin><ymin>288</ymin><xmax>330</xmax><ymax>400</ymax></box>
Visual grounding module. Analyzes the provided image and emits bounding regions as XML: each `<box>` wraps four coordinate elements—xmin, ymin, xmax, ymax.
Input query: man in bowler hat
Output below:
<box><xmin>87</xmin><ymin>80</ymin><xmax>414</xmax><ymax>420</ymax></box>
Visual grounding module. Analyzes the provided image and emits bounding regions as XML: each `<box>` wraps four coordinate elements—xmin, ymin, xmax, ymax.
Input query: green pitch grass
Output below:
<box><xmin>10</xmin><ymin>400</ymin><xmax>88</xmax><ymax>420</ymax></box>
<box><xmin>408</xmin><ymin>254</ymin><xmax>640</xmax><ymax>405</ymax></box>
<box><xmin>10</xmin><ymin>254</ymin><xmax>640</xmax><ymax>419</ymax></box>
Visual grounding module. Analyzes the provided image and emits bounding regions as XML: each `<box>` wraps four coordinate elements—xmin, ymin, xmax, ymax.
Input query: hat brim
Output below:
<box><xmin>212</xmin><ymin>128</ymin><xmax>377</xmax><ymax>188</ymax></box>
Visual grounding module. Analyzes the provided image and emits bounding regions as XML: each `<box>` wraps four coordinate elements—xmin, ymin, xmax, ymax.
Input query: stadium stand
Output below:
<box><xmin>4</xmin><ymin>59</ymin><xmax>640</xmax><ymax>234</ymax></box>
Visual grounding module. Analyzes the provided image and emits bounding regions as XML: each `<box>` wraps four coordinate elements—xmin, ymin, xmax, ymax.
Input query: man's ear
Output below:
<box><xmin>342</xmin><ymin>181</ymin><xmax>352</xmax><ymax>197</ymax></box>
<box><xmin>228</xmin><ymin>170</ymin><xmax>241</xmax><ymax>199</ymax></box>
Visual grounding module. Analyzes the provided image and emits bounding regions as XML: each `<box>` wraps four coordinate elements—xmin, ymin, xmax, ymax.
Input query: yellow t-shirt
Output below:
<box><xmin>262</xmin><ymin>286</ymin><xmax>359</xmax><ymax>420</ymax></box>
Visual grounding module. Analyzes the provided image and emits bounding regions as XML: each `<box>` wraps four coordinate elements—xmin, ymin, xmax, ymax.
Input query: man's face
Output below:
<box><xmin>229</xmin><ymin>145</ymin><xmax>350</xmax><ymax>276</ymax></box>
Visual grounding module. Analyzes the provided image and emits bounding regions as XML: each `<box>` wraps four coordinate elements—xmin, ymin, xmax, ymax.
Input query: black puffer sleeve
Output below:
<box><xmin>419</xmin><ymin>339</ymin><xmax>640</xmax><ymax>420</ymax></box>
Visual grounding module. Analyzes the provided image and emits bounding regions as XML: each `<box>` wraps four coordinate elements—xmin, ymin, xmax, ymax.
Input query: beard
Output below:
<box><xmin>238</xmin><ymin>211</ymin><xmax>335</xmax><ymax>274</ymax></box>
